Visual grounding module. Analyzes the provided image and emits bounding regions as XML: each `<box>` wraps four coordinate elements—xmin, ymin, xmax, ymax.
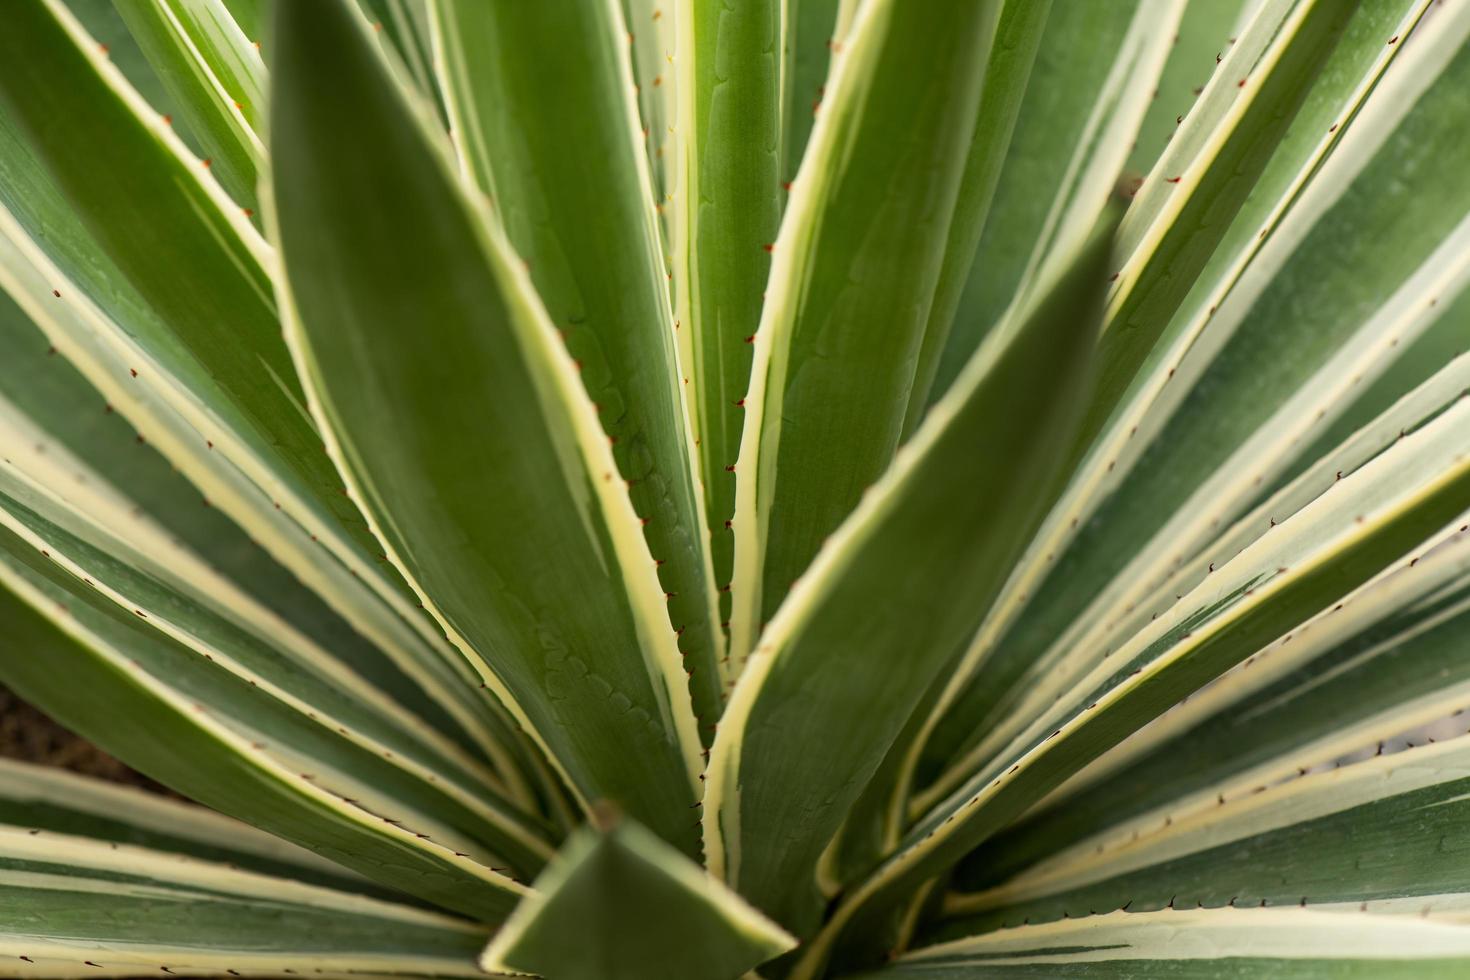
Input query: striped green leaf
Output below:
<box><xmin>925</xmin><ymin>0</ymin><xmax>1183</xmax><ymax>406</ymax></box>
<box><xmin>0</xmin><ymin>759</ymin><xmax>377</xmax><ymax>896</ymax></box>
<box><xmin>357</xmin><ymin>0</ymin><xmax>443</xmax><ymax>118</ymax></box>
<box><xmin>0</xmin><ymin>539</ymin><xmax>526</xmax><ymax>921</ymax></box>
<box><xmin>779</xmin><ymin>0</ymin><xmax>842</xmax><ymax>187</ymax></box>
<box><xmin>901</xmin><ymin>0</ymin><xmax>1053</xmax><ymax>437</ymax></box>
<box><xmin>0</xmin><ymin>0</ymin><xmax>513</xmax><ymax>769</ymax></box>
<box><xmin>0</xmin><ymin>204</ymin><xmax>534</xmax><ymax>796</ymax></box>
<box><xmin>1124</xmin><ymin>0</ymin><xmax>1253</xmax><ymax>177</ymax></box>
<box><xmin>704</xmin><ymin>211</ymin><xmax>1116</xmax><ymax>940</ymax></box>
<box><xmin>799</xmin><ymin>389</ymin><xmax>1470</xmax><ymax>977</ymax></box>
<box><xmin>269</xmin><ymin>0</ymin><xmax>704</xmax><ymax>852</ymax></box>
<box><xmin>927</xmin><ymin>347</ymin><xmax>1470</xmax><ymax>828</ymax></box>
<box><xmin>1087</xmin><ymin>0</ymin><xmax>1363</xmax><ymax>442</ymax></box>
<box><xmin>860</xmin><ymin>908</ymin><xmax>1470</xmax><ymax>978</ymax></box>
<box><xmin>431</xmin><ymin>0</ymin><xmax>725</xmax><ymax>743</ymax></box>
<box><xmin>0</xmin><ymin>384</ymin><xmax>556</xmax><ymax>882</ymax></box>
<box><xmin>621</xmin><ymin>0</ymin><xmax>678</xmax><ymax>220</ymax></box>
<box><xmin>726</xmin><ymin>0</ymin><xmax>1002</xmax><ymax>669</ymax></box>
<box><xmin>917</xmin><ymin>0</ymin><xmax>1454</xmax><ymax>801</ymax></box>
<box><xmin>959</xmin><ymin>360</ymin><xmax>1470</xmax><ymax>888</ymax></box>
<box><xmin>0</xmin><ymin>823</ymin><xmax>487</xmax><ymax>977</ymax></box>
<box><xmin>109</xmin><ymin>0</ymin><xmax>264</xmax><ymax>212</ymax></box>
<box><xmin>670</xmin><ymin>0</ymin><xmax>783</xmax><ymax>661</ymax></box>
<box><xmin>938</xmin><ymin>731</ymin><xmax>1470</xmax><ymax>938</ymax></box>
<box><xmin>482</xmin><ymin>812</ymin><xmax>793</xmax><ymax>980</ymax></box>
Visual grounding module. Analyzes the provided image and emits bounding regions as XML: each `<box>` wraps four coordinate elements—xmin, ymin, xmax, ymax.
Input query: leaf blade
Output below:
<box><xmin>481</xmin><ymin>815</ymin><xmax>794</xmax><ymax>980</ymax></box>
<box><xmin>269</xmin><ymin>0</ymin><xmax>704</xmax><ymax>852</ymax></box>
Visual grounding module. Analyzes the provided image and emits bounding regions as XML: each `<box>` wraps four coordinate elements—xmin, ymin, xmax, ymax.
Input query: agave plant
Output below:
<box><xmin>2</xmin><ymin>0</ymin><xmax>1470</xmax><ymax>975</ymax></box>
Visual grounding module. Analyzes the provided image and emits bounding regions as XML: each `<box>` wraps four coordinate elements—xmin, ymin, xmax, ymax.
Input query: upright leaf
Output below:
<box><xmin>621</xmin><ymin>0</ymin><xmax>679</xmax><ymax>218</ymax></box>
<box><xmin>269</xmin><ymin>0</ymin><xmax>704</xmax><ymax>852</ymax></box>
<box><xmin>1124</xmin><ymin>0</ymin><xmax>1253</xmax><ymax>176</ymax></box>
<box><xmin>926</xmin><ymin>0</ymin><xmax>1184</xmax><ymax>405</ymax></box>
<box><xmin>432</xmin><ymin>0</ymin><xmax>725</xmax><ymax>738</ymax></box>
<box><xmin>727</xmin><ymin>0</ymin><xmax>1003</xmax><ymax>667</ymax></box>
<box><xmin>779</xmin><ymin>0</ymin><xmax>843</xmax><ymax>186</ymax></box>
<box><xmin>704</xmin><ymin>213</ymin><xmax>1116</xmax><ymax>939</ymax></box>
<box><xmin>1085</xmin><ymin>0</ymin><xmax>1361</xmax><ymax>443</ymax></box>
<box><xmin>670</xmin><ymin>0</ymin><xmax>783</xmax><ymax>664</ymax></box>
<box><xmin>901</xmin><ymin>0</ymin><xmax>1053</xmax><ymax>436</ymax></box>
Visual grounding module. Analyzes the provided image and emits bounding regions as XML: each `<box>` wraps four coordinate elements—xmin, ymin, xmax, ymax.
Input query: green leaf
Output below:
<box><xmin>669</xmin><ymin>0</ymin><xmax>783</xmax><ymax>665</ymax></box>
<box><xmin>0</xmin><ymin>0</ymin><xmax>513</xmax><ymax>769</ymax></box>
<box><xmin>703</xmin><ymin>209</ymin><xmax>1117</xmax><ymax>939</ymax></box>
<box><xmin>269</xmin><ymin>0</ymin><xmax>705</xmax><ymax>852</ymax></box>
<box><xmin>801</xmin><ymin>385</ymin><xmax>1470</xmax><ymax>978</ymax></box>
<box><xmin>0</xmin><ymin>262</ymin><xmax>506</xmax><ymax>774</ymax></box>
<box><xmin>0</xmin><ymin>822</ymin><xmax>488</xmax><ymax>976</ymax></box>
<box><xmin>0</xmin><ymin>758</ymin><xmax>374</xmax><ymax>893</ymax></box>
<box><xmin>858</xmin><ymin>908</ymin><xmax>1470</xmax><ymax>978</ymax></box>
<box><xmin>0</xmin><ymin>535</ymin><xmax>526</xmax><ymax>921</ymax></box>
<box><xmin>938</xmin><ymin>732</ymin><xmax>1470</xmax><ymax>938</ymax></box>
<box><xmin>926</xmin><ymin>0</ymin><xmax>1182</xmax><ymax>406</ymax></box>
<box><xmin>432</xmin><ymin>0</ymin><xmax>725</xmax><ymax>743</ymax></box>
<box><xmin>1124</xmin><ymin>0</ymin><xmax>1253</xmax><ymax>177</ymax></box>
<box><xmin>0</xmin><ymin>200</ymin><xmax>535</xmax><ymax>797</ymax></box>
<box><xmin>481</xmin><ymin>812</ymin><xmax>794</xmax><ymax>980</ymax></box>
<box><xmin>779</xmin><ymin>0</ymin><xmax>842</xmax><ymax>186</ymax></box>
<box><xmin>958</xmin><ymin>355</ymin><xmax>1470</xmax><ymax>889</ymax></box>
<box><xmin>110</xmin><ymin>0</ymin><xmax>265</xmax><ymax>212</ymax></box>
<box><xmin>1085</xmin><ymin>0</ymin><xmax>1362</xmax><ymax>444</ymax></box>
<box><xmin>917</xmin><ymin>0</ymin><xmax>1457</xmax><ymax>801</ymax></box>
<box><xmin>358</xmin><ymin>0</ymin><xmax>444</xmax><ymax>119</ymax></box>
<box><xmin>927</xmin><ymin>345</ymin><xmax>1470</xmax><ymax>830</ymax></box>
<box><xmin>726</xmin><ymin>0</ymin><xmax>1003</xmax><ymax>668</ymax></box>
<box><xmin>900</xmin><ymin>0</ymin><xmax>1052</xmax><ymax>437</ymax></box>
<box><xmin>0</xmin><ymin>0</ymin><xmax>298</xmax><ymax>515</ymax></box>
<box><xmin>0</xmin><ymin>387</ymin><xmax>557</xmax><ymax>882</ymax></box>
<box><xmin>620</xmin><ymin>0</ymin><xmax>679</xmax><ymax>222</ymax></box>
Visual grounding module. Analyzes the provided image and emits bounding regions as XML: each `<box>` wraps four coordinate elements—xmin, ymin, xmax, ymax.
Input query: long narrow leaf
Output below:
<box><xmin>269</xmin><ymin>0</ymin><xmax>705</xmax><ymax>852</ymax></box>
<box><xmin>801</xmin><ymin>392</ymin><xmax>1470</xmax><ymax>978</ymax></box>
<box><xmin>110</xmin><ymin>0</ymin><xmax>264</xmax><ymax>211</ymax></box>
<box><xmin>0</xmin><ymin>824</ymin><xmax>487</xmax><ymax>977</ymax></box>
<box><xmin>704</xmin><ymin>211</ymin><xmax>1115</xmax><ymax>940</ymax></box>
<box><xmin>431</xmin><ymin>0</ymin><xmax>725</xmax><ymax>740</ymax></box>
<box><xmin>670</xmin><ymin>0</ymin><xmax>783</xmax><ymax>668</ymax></box>
<box><xmin>726</xmin><ymin>0</ymin><xmax>1002</xmax><ymax>668</ymax></box>
<box><xmin>0</xmin><ymin>540</ymin><xmax>526</xmax><ymax>921</ymax></box>
<box><xmin>860</xmin><ymin>908</ymin><xmax>1470</xmax><ymax>977</ymax></box>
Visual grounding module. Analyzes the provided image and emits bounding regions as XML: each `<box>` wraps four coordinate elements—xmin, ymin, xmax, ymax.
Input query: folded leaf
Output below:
<box><xmin>482</xmin><ymin>812</ymin><xmax>793</xmax><ymax>980</ymax></box>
